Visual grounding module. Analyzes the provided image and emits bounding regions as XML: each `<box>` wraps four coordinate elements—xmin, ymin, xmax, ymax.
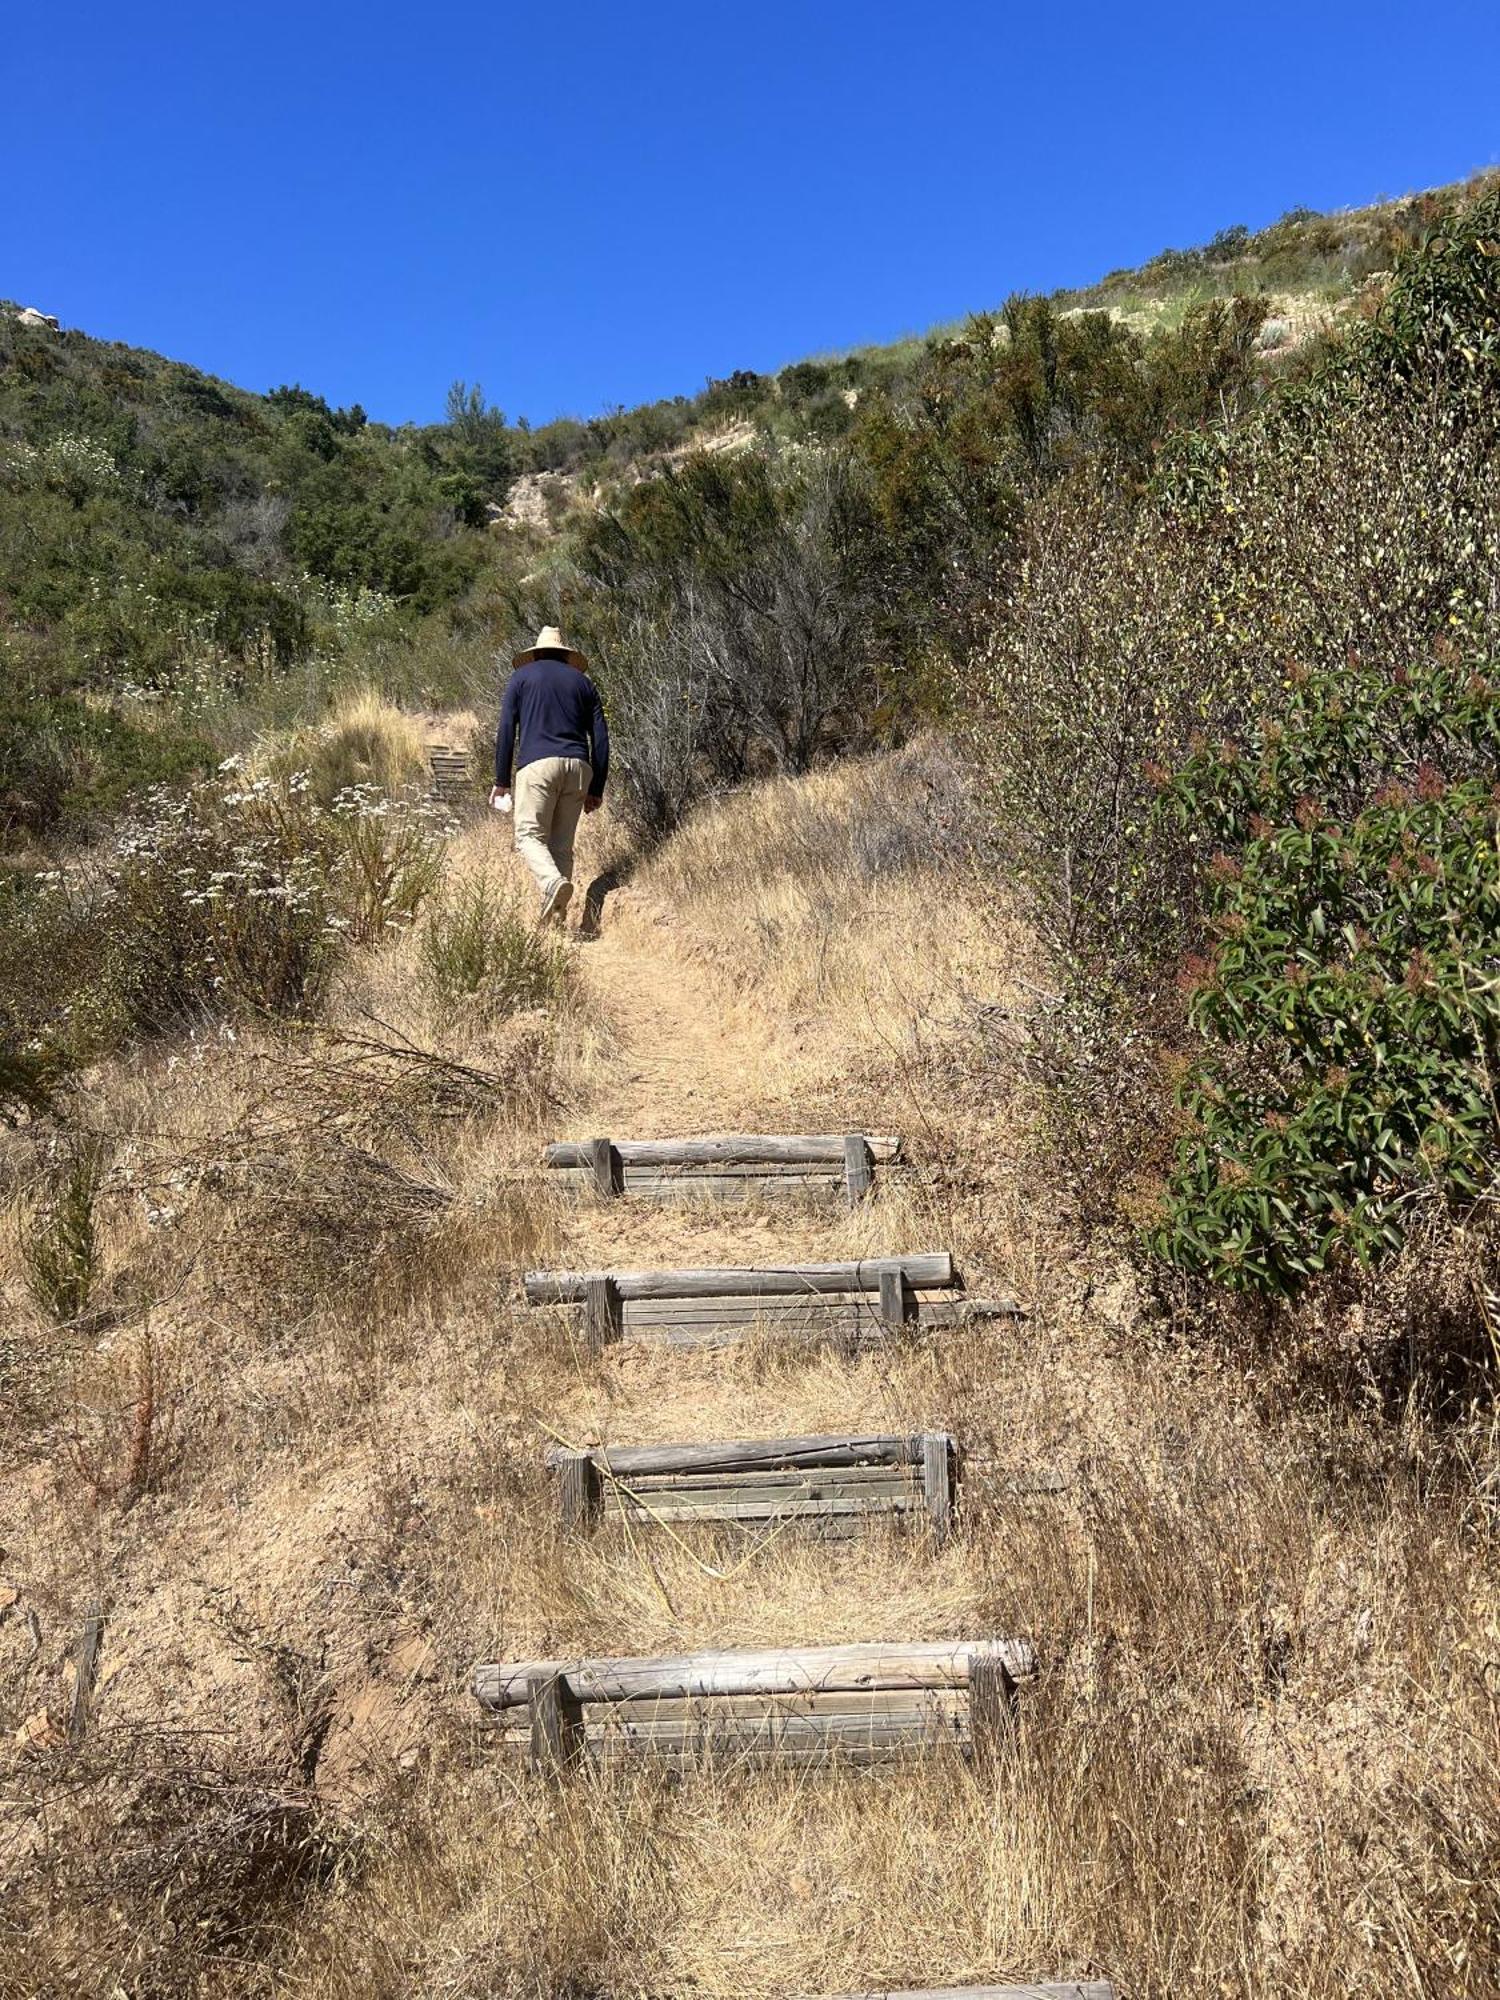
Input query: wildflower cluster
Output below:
<box><xmin>1</xmin><ymin>430</ymin><xmax>132</xmax><ymax>502</ymax></box>
<box><xmin>105</xmin><ymin>771</ymin><xmax>451</xmax><ymax>1024</ymax></box>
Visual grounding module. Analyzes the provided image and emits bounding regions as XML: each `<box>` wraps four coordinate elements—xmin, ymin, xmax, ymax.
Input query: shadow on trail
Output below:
<box><xmin>577</xmin><ymin>861</ymin><xmax>634</xmax><ymax>940</ymax></box>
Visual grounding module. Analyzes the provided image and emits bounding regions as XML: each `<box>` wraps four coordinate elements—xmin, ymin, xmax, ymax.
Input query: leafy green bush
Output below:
<box><xmin>419</xmin><ymin>872</ymin><xmax>566</xmax><ymax>1021</ymax></box>
<box><xmin>1151</xmin><ymin>642</ymin><xmax>1500</xmax><ymax>1292</ymax></box>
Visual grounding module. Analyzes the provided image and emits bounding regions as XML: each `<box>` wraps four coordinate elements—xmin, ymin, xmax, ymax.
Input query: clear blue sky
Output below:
<box><xmin>7</xmin><ymin>1</ymin><xmax>1498</xmax><ymax>427</ymax></box>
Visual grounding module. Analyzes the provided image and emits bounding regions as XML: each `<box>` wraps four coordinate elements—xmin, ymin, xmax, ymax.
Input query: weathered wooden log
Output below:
<box><xmin>474</xmin><ymin>1637</ymin><xmax>1036</xmax><ymax>1712</ymax></box>
<box><xmin>620</xmin><ymin>1296</ymin><xmax>941</xmax><ymax>1325</ymax></box>
<box><xmin>615</xmin><ymin>1296</ymin><xmax>1018</xmax><ymax>1331</ymax></box>
<box><xmin>584</xmin><ymin>1704</ymin><xmax>967</xmax><ymax>1757</ymax></box>
<box><xmin>606</xmin><ymin>1496</ymin><xmax>917</xmax><ymax>1524</ymax></box>
<box><xmin>547</xmin><ymin>1433</ymin><xmax>925</xmax><ymax>1478</ymax></box>
<box><xmin>545</xmin><ymin>1135</ymin><xmax>902</xmax><ymax>1168</ymax></box>
<box><xmin>819</xmin><ymin>1985</ymin><xmax>1117</xmax><ymax>2000</ymax></box>
<box><xmin>524</xmin><ymin>1253</ymin><xmax>954</xmax><ymax>1305</ymax></box>
<box><xmin>603</xmin><ymin>1467</ymin><xmax>913</xmax><ymax>1496</ymax></box>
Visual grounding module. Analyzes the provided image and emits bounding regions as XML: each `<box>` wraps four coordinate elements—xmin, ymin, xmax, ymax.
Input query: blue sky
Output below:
<box><xmin>7</xmin><ymin>1</ymin><xmax>1498</xmax><ymax>426</ymax></box>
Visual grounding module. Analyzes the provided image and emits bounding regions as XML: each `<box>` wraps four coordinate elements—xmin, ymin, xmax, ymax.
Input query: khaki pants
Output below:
<box><xmin>513</xmin><ymin>756</ymin><xmax>591</xmax><ymax>899</ymax></box>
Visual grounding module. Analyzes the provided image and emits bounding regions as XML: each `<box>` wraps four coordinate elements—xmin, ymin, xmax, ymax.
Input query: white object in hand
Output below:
<box><xmin>493</xmin><ymin>794</ymin><xmax>513</xmax><ymax>815</ymax></box>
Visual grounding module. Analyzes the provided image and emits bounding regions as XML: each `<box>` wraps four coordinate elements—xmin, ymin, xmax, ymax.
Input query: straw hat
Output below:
<box><xmin>512</xmin><ymin>624</ymin><xmax>588</xmax><ymax>669</ymax></box>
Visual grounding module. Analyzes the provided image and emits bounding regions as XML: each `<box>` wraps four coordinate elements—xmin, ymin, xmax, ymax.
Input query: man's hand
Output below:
<box><xmin>490</xmin><ymin>785</ymin><xmax>510</xmax><ymax>808</ymax></box>
<box><xmin>584</xmin><ymin>795</ymin><xmax>603</xmax><ymax>815</ymax></box>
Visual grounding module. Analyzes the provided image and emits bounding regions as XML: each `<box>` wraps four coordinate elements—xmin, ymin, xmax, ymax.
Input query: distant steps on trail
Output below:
<box><xmin>428</xmin><ymin>744</ymin><xmax>473</xmax><ymax>804</ymax></box>
<box><xmin>522</xmin><ymin>1251</ymin><xmax>1023</xmax><ymax>1354</ymax></box>
<box><xmin>472</xmin><ymin>1636</ymin><xmax>1033</xmax><ymax>1770</ymax></box>
<box><xmin>549</xmin><ymin>1430</ymin><xmax>958</xmax><ymax>1538</ymax></box>
<box><xmin>545</xmin><ymin>1132</ymin><xmax>900</xmax><ymax>1203</ymax></box>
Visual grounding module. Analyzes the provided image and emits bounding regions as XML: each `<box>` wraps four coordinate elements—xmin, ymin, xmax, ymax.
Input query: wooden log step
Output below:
<box><xmin>550</xmin><ymin>1432</ymin><xmax>925</xmax><ymax>1477</ymax></box>
<box><xmin>818</xmin><ymin>1985</ymin><xmax>1117</xmax><ymax>2000</ymax></box>
<box><xmin>478</xmin><ymin>1642</ymin><xmax>1029</xmax><ymax>1772</ymax></box>
<box><xmin>559</xmin><ymin>1432</ymin><xmax>955</xmax><ymax>1532</ymax></box>
<box><xmin>524</xmin><ymin>1253</ymin><xmax>955</xmax><ymax>1305</ymax></box>
<box><xmin>545</xmin><ymin>1134</ymin><xmax>903</xmax><ymax>1168</ymax></box>
<box><xmin>473</xmin><ymin>1637</ymin><xmax>1035</xmax><ymax>1712</ymax></box>
<box><xmin>604</xmin><ymin>1466</ymin><xmax>913</xmax><ymax>1497</ymax></box>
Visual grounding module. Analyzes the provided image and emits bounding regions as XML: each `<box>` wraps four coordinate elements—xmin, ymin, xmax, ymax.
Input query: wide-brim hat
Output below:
<box><xmin>513</xmin><ymin>624</ymin><xmax>588</xmax><ymax>669</ymax></box>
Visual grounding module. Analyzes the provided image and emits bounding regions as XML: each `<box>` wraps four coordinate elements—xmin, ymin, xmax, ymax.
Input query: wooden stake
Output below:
<box><xmin>67</xmin><ymin>1600</ymin><xmax>104</xmax><ymax>1746</ymax></box>
<box><xmin>922</xmin><ymin>1433</ymin><xmax>953</xmax><ymax>1540</ymax></box>
<box><xmin>582</xmin><ymin>1275</ymin><xmax>623</xmax><ymax>1355</ymax></box>
<box><xmin>528</xmin><ymin>1672</ymin><xmax>583</xmax><ymax>1774</ymax></box>
<box><xmin>879</xmin><ymin>1267</ymin><xmax>912</xmax><ymax>1328</ymax></box>
<box><xmin>969</xmin><ymin>1652</ymin><xmax>1018</xmax><ymax>1767</ymax></box>
<box><xmin>843</xmin><ymin>1133</ymin><xmax>874</xmax><ymax>1204</ymax></box>
<box><xmin>585</xmin><ymin>1136</ymin><xmax>623</xmax><ymax>1197</ymax></box>
<box><xmin>556</xmin><ymin>1451</ymin><xmax>600</xmax><ymax>1532</ymax></box>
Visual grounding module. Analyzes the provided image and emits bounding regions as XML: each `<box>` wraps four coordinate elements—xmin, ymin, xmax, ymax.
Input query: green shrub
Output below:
<box><xmin>20</xmin><ymin>1135</ymin><xmax>107</xmax><ymax>1322</ymax></box>
<box><xmin>104</xmin><ymin>771</ymin><xmax>448</xmax><ymax>1028</ymax></box>
<box><xmin>1150</xmin><ymin>641</ymin><xmax>1500</xmax><ymax>1292</ymax></box>
<box><xmin>419</xmin><ymin>872</ymin><xmax>566</xmax><ymax>1020</ymax></box>
<box><xmin>107</xmin><ymin>776</ymin><xmax>345</xmax><ymax>1026</ymax></box>
<box><xmin>328</xmin><ymin>785</ymin><xmax>449</xmax><ymax>943</ymax></box>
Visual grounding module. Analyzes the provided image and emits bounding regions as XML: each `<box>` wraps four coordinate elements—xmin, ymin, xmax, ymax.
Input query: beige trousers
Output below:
<box><xmin>513</xmin><ymin>756</ymin><xmax>591</xmax><ymax>898</ymax></box>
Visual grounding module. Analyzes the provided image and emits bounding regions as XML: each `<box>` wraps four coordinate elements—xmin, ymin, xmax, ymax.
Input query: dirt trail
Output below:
<box><xmin>538</xmin><ymin>887</ymin><xmax>952</xmax><ymax>1469</ymax></box>
<box><xmin>568</xmin><ymin>889</ymin><xmax>817</xmax><ymax>1138</ymax></box>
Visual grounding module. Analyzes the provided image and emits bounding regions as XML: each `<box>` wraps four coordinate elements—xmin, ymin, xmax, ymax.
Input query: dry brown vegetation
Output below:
<box><xmin>3</xmin><ymin>738</ymin><xmax>1497</xmax><ymax>1998</ymax></box>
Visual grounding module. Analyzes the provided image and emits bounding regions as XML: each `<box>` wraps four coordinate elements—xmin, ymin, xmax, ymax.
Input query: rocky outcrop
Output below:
<box><xmin>7</xmin><ymin>306</ymin><xmax>60</xmax><ymax>331</ymax></box>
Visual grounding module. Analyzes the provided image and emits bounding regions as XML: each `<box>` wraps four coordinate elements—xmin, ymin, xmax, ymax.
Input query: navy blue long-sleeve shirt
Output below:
<box><xmin>494</xmin><ymin>657</ymin><xmax>610</xmax><ymax>796</ymax></box>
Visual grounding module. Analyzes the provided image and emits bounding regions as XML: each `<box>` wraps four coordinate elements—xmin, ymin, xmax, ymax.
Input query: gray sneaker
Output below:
<box><xmin>540</xmin><ymin>877</ymin><xmax>574</xmax><ymax>926</ymax></box>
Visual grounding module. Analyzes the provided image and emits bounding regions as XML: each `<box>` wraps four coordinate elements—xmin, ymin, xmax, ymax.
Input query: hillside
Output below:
<box><xmin>6</xmin><ymin>749</ymin><xmax>1495</xmax><ymax>1996</ymax></box>
<box><xmin>1</xmin><ymin>175</ymin><xmax>1476</xmax><ymax>850</ymax></box>
<box><xmin>4</xmin><ymin>171</ymin><xmax>1500</xmax><ymax>1999</ymax></box>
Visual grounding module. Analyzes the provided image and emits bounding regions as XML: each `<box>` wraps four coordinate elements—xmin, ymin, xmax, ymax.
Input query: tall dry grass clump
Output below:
<box><xmin>261</xmin><ymin>682</ymin><xmax>431</xmax><ymax>805</ymax></box>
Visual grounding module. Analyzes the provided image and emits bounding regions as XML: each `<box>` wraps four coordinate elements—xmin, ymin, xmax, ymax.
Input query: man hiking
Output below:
<box><xmin>490</xmin><ymin>625</ymin><xmax>609</xmax><ymax>925</ymax></box>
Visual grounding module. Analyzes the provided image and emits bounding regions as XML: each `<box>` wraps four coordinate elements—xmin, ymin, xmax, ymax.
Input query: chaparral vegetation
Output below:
<box><xmin>2</xmin><ymin>175</ymin><xmax>1498</xmax><ymax>2000</ymax></box>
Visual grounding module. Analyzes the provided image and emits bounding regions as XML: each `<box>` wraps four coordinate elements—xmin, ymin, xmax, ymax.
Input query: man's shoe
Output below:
<box><xmin>540</xmin><ymin>877</ymin><xmax>574</xmax><ymax>926</ymax></box>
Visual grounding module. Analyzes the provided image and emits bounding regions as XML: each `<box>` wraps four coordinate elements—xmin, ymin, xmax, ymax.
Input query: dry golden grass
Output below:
<box><xmin>257</xmin><ymin>681</ymin><xmax>433</xmax><ymax>801</ymax></box>
<box><xmin>3</xmin><ymin>744</ymin><xmax>1497</xmax><ymax>1998</ymax></box>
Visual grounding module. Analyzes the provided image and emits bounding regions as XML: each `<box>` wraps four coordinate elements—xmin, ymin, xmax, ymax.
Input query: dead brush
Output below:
<box><xmin>2</xmin><ymin>1727</ymin><xmax>353</xmax><ymax>1999</ymax></box>
<box><xmin>59</xmin><ymin>1314</ymin><xmax>179</xmax><ymax>1511</ymax></box>
<box><xmin>207</xmin><ymin>1126</ymin><xmax>454</xmax><ymax>1322</ymax></box>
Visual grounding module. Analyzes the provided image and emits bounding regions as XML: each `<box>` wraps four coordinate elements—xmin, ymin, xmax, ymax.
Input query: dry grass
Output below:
<box><xmin>3</xmin><ymin>746</ymin><xmax>1497</xmax><ymax>1998</ymax></box>
<box><xmin>258</xmin><ymin>681</ymin><xmax>432</xmax><ymax>802</ymax></box>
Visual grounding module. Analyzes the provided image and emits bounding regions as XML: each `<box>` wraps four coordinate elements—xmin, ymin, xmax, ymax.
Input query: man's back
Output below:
<box><xmin>496</xmin><ymin>657</ymin><xmax>609</xmax><ymax>790</ymax></box>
